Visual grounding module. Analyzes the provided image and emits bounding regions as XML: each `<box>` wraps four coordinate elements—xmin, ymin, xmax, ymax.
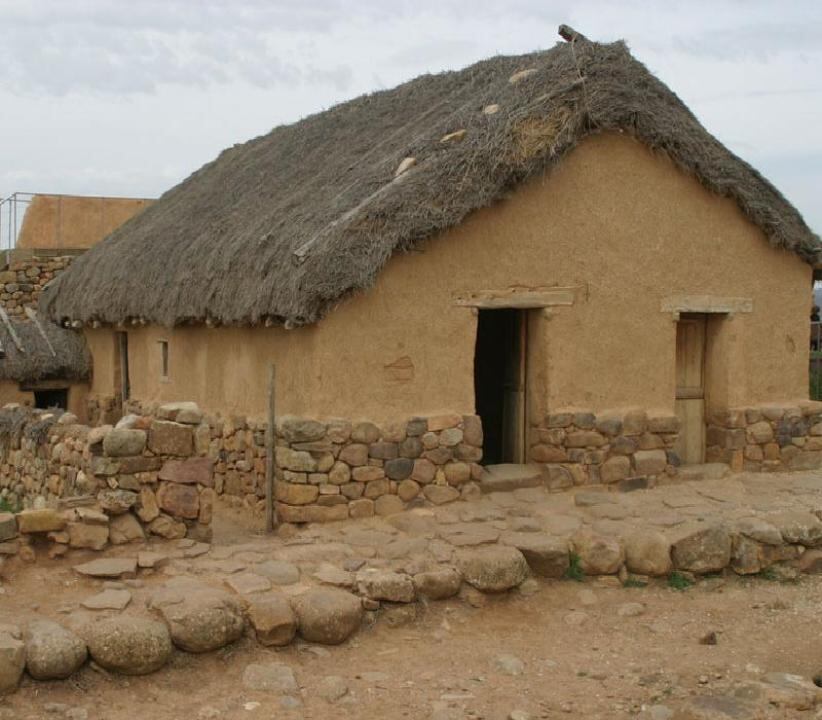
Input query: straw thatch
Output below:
<box><xmin>42</xmin><ymin>28</ymin><xmax>821</xmax><ymax>329</ymax></box>
<box><xmin>0</xmin><ymin>318</ymin><xmax>90</xmax><ymax>384</ymax></box>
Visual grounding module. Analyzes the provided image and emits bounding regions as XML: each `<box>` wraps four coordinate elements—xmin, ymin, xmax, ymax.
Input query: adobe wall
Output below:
<box><xmin>16</xmin><ymin>195</ymin><xmax>153</xmax><ymax>250</ymax></box>
<box><xmin>0</xmin><ymin>381</ymin><xmax>89</xmax><ymax>421</ymax></box>
<box><xmin>84</xmin><ymin>132</ymin><xmax>811</xmax><ymax>428</ymax></box>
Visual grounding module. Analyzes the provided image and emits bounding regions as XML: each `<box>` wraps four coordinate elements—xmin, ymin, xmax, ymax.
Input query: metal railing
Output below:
<box><xmin>0</xmin><ymin>192</ymin><xmax>33</xmax><ymax>252</ymax></box>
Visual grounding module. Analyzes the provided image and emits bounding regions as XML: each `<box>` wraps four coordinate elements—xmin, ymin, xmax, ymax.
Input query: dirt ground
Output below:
<box><xmin>2</xmin><ymin>565</ymin><xmax>821</xmax><ymax>719</ymax></box>
<box><xmin>4</xmin><ymin>470</ymin><xmax>822</xmax><ymax>719</ymax></box>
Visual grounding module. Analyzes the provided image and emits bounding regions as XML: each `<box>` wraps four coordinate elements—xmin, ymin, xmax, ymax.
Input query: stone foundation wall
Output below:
<box><xmin>529</xmin><ymin>409</ymin><xmax>680</xmax><ymax>490</ymax></box>
<box><xmin>706</xmin><ymin>401</ymin><xmax>822</xmax><ymax>473</ymax></box>
<box><xmin>0</xmin><ymin>255</ymin><xmax>75</xmax><ymax>316</ymax></box>
<box><xmin>0</xmin><ymin>404</ymin><xmax>214</xmax><ymax>557</ymax></box>
<box><xmin>123</xmin><ymin>403</ymin><xmax>484</xmax><ymax>521</ymax></box>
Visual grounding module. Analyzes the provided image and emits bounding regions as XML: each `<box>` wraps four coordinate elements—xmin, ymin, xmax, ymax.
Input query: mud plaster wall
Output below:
<box><xmin>83</xmin><ymin>133</ymin><xmax>812</xmax><ymax>424</ymax></box>
<box><xmin>0</xmin><ymin>382</ymin><xmax>90</xmax><ymax>421</ymax></box>
<box><xmin>17</xmin><ymin>195</ymin><xmax>153</xmax><ymax>250</ymax></box>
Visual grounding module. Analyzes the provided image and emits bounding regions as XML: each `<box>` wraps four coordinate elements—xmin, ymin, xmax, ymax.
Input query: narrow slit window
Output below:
<box><xmin>159</xmin><ymin>340</ymin><xmax>169</xmax><ymax>380</ymax></box>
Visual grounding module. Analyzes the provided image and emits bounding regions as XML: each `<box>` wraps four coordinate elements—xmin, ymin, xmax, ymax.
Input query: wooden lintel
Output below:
<box><xmin>661</xmin><ymin>295</ymin><xmax>753</xmax><ymax>315</ymax></box>
<box><xmin>455</xmin><ymin>286</ymin><xmax>577</xmax><ymax>310</ymax></box>
<box><xmin>20</xmin><ymin>379</ymin><xmax>70</xmax><ymax>392</ymax></box>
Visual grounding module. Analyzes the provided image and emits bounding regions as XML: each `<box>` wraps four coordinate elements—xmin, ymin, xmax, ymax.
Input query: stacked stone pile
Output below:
<box><xmin>0</xmin><ymin>255</ymin><xmax>74</xmax><ymax>316</ymax></box>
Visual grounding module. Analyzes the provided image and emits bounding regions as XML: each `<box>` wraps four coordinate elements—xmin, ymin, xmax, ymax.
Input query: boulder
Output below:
<box><xmin>84</xmin><ymin>617</ymin><xmax>172</xmax><ymax>675</ymax></box>
<box><xmin>356</xmin><ymin>570</ymin><xmax>416</xmax><ymax>603</ymax></box>
<box><xmin>98</xmin><ymin>489</ymin><xmax>138</xmax><ymax>515</ymax></box>
<box><xmin>502</xmin><ymin>534</ymin><xmax>569</xmax><ymax>578</ymax></box>
<box><xmin>456</xmin><ymin>546</ymin><xmax>529</xmax><ymax>592</ymax></box>
<box><xmin>67</xmin><ymin>521</ymin><xmax>109</xmax><ymax>550</ymax></box>
<box><xmin>157</xmin><ymin>401</ymin><xmax>203</xmax><ymax>425</ymax></box>
<box><xmin>0</xmin><ymin>513</ymin><xmax>17</xmax><ymax>542</ymax></box>
<box><xmin>280</xmin><ymin>416</ymin><xmax>326</xmax><ymax>443</ymax></box>
<box><xmin>103</xmin><ymin>429</ymin><xmax>147</xmax><ymax>457</ymax></box>
<box><xmin>137</xmin><ymin>487</ymin><xmax>160</xmax><ymax>523</ymax></box>
<box><xmin>151</xmin><ymin>585</ymin><xmax>245</xmax><ymax>653</ymax></box>
<box><xmin>423</xmin><ymin>485</ymin><xmax>460</xmax><ymax>505</ymax></box>
<box><xmin>769</xmin><ymin>511</ymin><xmax>822</xmax><ymax>546</ymax></box>
<box><xmin>148</xmin><ymin>514</ymin><xmax>187</xmax><ymax>540</ymax></box>
<box><xmin>157</xmin><ymin>483</ymin><xmax>200</xmax><ymax>519</ymax></box>
<box><xmin>109</xmin><ymin>513</ymin><xmax>145</xmax><ymax>545</ymax></box>
<box><xmin>148</xmin><ymin>420</ymin><xmax>194</xmax><ymax>456</ymax></box>
<box><xmin>292</xmin><ymin>588</ymin><xmax>363</xmax><ymax>645</ymax></box>
<box><xmin>671</xmin><ymin>524</ymin><xmax>732</xmax><ymax>574</ymax></box>
<box><xmin>82</xmin><ymin>589</ymin><xmax>133</xmax><ymax>611</ymax></box>
<box><xmin>158</xmin><ymin>458</ymin><xmax>215</xmax><ymax>486</ymax></box>
<box><xmin>0</xmin><ymin>631</ymin><xmax>24</xmax><ymax>694</ymax></box>
<box><xmin>572</xmin><ymin>532</ymin><xmax>625</xmax><ymax>575</ymax></box>
<box><xmin>16</xmin><ymin>509</ymin><xmax>65</xmax><ymax>534</ymax></box>
<box><xmin>24</xmin><ymin>620</ymin><xmax>87</xmax><ymax>680</ymax></box>
<box><xmin>246</xmin><ymin>595</ymin><xmax>298</xmax><ymax>647</ymax></box>
<box><xmin>633</xmin><ymin>449</ymin><xmax>667</xmax><ymax>475</ymax></box>
<box><xmin>412</xmin><ymin>568</ymin><xmax>462</xmax><ymax>600</ymax></box>
<box><xmin>624</xmin><ymin>530</ymin><xmax>672</xmax><ymax>577</ymax></box>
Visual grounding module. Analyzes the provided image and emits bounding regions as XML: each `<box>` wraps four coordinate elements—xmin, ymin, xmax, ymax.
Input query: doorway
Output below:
<box><xmin>674</xmin><ymin>313</ymin><xmax>707</xmax><ymax>464</ymax></box>
<box><xmin>114</xmin><ymin>331</ymin><xmax>130</xmax><ymax>411</ymax></box>
<box><xmin>474</xmin><ymin>309</ymin><xmax>527</xmax><ymax>465</ymax></box>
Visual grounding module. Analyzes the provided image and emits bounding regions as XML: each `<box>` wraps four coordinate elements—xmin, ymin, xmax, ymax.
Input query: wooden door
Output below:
<box><xmin>501</xmin><ymin>311</ymin><xmax>527</xmax><ymax>464</ymax></box>
<box><xmin>674</xmin><ymin>314</ymin><xmax>706</xmax><ymax>464</ymax></box>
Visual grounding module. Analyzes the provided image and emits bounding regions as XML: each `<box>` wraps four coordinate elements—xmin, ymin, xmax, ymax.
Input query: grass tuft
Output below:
<box><xmin>667</xmin><ymin>571</ymin><xmax>694</xmax><ymax>591</ymax></box>
<box><xmin>564</xmin><ymin>552</ymin><xmax>585</xmax><ymax>582</ymax></box>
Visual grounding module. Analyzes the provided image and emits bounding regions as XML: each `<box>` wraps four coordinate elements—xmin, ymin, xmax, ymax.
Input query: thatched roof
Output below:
<box><xmin>42</xmin><ymin>27</ymin><xmax>821</xmax><ymax>328</ymax></box>
<box><xmin>0</xmin><ymin>317</ymin><xmax>90</xmax><ymax>384</ymax></box>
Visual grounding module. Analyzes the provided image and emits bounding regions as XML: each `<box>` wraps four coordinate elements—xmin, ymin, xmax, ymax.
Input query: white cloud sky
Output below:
<box><xmin>1</xmin><ymin>0</ymin><xmax>821</xmax><ymax>235</ymax></box>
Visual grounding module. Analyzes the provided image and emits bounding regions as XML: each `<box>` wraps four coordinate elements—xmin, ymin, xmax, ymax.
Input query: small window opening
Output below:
<box><xmin>159</xmin><ymin>340</ymin><xmax>169</xmax><ymax>380</ymax></box>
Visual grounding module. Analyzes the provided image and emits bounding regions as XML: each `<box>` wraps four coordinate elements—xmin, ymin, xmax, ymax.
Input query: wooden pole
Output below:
<box><xmin>265</xmin><ymin>363</ymin><xmax>277</xmax><ymax>533</ymax></box>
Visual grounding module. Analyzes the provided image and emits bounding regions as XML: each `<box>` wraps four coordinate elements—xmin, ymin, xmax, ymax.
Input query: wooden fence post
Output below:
<box><xmin>265</xmin><ymin>363</ymin><xmax>277</xmax><ymax>533</ymax></box>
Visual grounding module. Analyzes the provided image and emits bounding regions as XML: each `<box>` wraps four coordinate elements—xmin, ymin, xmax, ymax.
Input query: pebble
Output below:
<box><xmin>316</xmin><ymin>675</ymin><xmax>349</xmax><ymax>702</ymax></box>
<box><xmin>617</xmin><ymin>602</ymin><xmax>645</xmax><ymax>617</ymax></box>
<box><xmin>699</xmin><ymin>631</ymin><xmax>718</xmax><ymax>645</ymax></box>
<box><xmin>509</xmin><ymin>711</ymin><xmax>531</xmax><ymax>720</ymax></box>
<box><xmin>495</xmin><ymin>654</ymin><xmax>525</xmax><ymax>676</ymax></box>
<box><xmin>564</xmin><ymin>611</ymin><xmax>588</xmax><ymax>627</ymax></box>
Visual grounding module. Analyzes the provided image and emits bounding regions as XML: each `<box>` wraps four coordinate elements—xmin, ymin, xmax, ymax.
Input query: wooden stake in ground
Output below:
<box><xmin>265</xmin><ymin>363</ymin><xmax>277</xmax><ymax>533</ymax></box>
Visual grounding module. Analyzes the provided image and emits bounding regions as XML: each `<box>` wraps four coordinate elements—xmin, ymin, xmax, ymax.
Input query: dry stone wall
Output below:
<box><xmin>126</xmin><ymin>402</ymin><xmax>485</xmax><ymax>522</ymax></box>
<box><xmin>0</xmin><ymin>403</ymin><xmax>214</xmax><ymax>559</ymax></box>
<box><xmin>706</xmin><ymin>402</ymin><xmax>822</xmax><ymax>472</ymax></box>
<box><xmin>0</xmin><ymin>255</ymin><xmax>75</xmax><ymax>317</ymax></box>
<box><xmin>529</xmin><ymin>409</ymin><xmax>681</xmax><ymax>490</ymax></box>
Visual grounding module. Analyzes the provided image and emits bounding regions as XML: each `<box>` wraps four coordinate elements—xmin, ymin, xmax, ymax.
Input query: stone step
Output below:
<box><xmin>480</xmin><ymin>464</ymin><xmax>545</xmax><ymax>493</ymax></box>
<box><xmin>677</xmin><ymin>463</ymin><xmax>731</xmax><ymax>482</ymax></box>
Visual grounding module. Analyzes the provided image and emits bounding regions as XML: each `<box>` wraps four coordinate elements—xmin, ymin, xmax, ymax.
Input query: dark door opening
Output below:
<box><xmin>474</xmin><ymin>309</ymin><xmax>527</xmax><ymax>466</ymax></box>
<box><xmin>114</xmin><ymin>331</ymin><xmax>130</xmax><ymax>411</ymax></box>
<box><xmin>34</xmin><ymin>388</ymin><xmax>68</xmax><ymax>411</ymax></box>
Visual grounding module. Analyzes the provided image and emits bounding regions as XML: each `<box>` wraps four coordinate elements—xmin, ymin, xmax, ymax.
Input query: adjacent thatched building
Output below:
<box><xmin>0</xmin><ymin>316</ymin><xmax>90</xmax><ymax>416</ymax></box>
<box><xmin>43</xmin><ymin>28</ymin><xmax>822</xmax><ymax>491</ymax></box>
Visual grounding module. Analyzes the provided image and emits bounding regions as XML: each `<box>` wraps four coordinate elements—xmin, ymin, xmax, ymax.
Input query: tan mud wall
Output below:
<box><xmin>17</xmin><ymin>195</ymin><xmax>153</xmax><ymax>250</ymax></box>
<box><xmin>84</xmin><ymin>133</ymin><xmax>811</xmax><ymax>423</ymax></box>
<box><xmin>0</xmin><ymin>382</ymin><xmax>90</xmax><ymax>421</ymax></box>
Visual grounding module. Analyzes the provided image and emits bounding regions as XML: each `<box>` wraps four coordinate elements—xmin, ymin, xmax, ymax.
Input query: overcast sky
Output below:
<box><xmin>1</xmin><ymin>0</ymin><xmax>821</xmax><ymax>236</ymax></box>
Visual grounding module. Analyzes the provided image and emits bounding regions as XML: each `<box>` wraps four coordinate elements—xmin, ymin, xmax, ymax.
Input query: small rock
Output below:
<box><xmin>495</xmin><ymin>654</ymin><xmax>525</xmax><ymax>676</ymax></box>
<box><xmin>225</xmin><ymin>572</ymin><xmax>272</xmax><ymax>595</ymax></box>
<box><xmin>699</xmin><ymin>631</ymin><xmax>718</xmax><ymax>645</ymax></box>
<box><xmin>317</xmin><ymin>675</ymin><xmax>349</xmax><ymax>703</ymax></box>
<box><xmin>413</xmin><ymin>568</ymin><xmax>462</xmax><ymax>600</ymax></box>
<box><xmin>255</xmin><ymin>560</ymin><xmax>300</xmax><ymax>585</ymax></box>
<box><xmin>617</xmin><ymin>602</ymin><xmax>645</xmax><ymax>618</ymax></box>
<box><xmin>242</xmin><ymin>662</ymin><xmax>297</xmax><ymax>694</ymax></box>
<box><xmin>357</xmin><ymin>569</ymin><xmax>415</xmax><ymax>603</ymax></box>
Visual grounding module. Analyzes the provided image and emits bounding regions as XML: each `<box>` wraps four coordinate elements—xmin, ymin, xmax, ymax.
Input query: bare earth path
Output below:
<box><xmin>3</xmin><ymin>468</ymin><xmax>822</xmax><ymax>719</ymax></box>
